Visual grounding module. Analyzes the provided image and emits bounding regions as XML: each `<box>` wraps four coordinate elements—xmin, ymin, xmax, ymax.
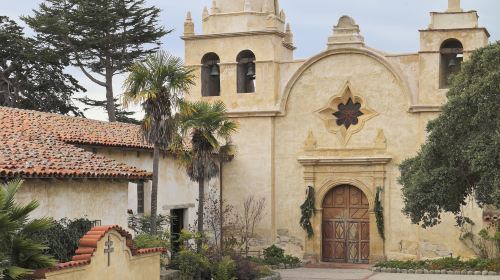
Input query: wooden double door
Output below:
<box><xmin>322</xmin><ymin>185</ymin><xmax>370</xmax><ymax>263</ymax></box>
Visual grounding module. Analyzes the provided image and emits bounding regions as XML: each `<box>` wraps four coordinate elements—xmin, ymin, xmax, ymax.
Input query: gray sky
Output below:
<box><xmin>3</xmin><ymin>0</ymin><xmax>499</xmax><ymax>120</ymax></box>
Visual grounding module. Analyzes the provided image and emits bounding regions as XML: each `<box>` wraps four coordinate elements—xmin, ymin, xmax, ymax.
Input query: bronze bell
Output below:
<box><xmin>246</xmin><ymin>62</ymin><xmax>255</xmax><ymax>79</ymax></box>
<box><xmin>210</xmin><ymin>63</ymin><xmax>220</xmax><ymax>76</ymax></box>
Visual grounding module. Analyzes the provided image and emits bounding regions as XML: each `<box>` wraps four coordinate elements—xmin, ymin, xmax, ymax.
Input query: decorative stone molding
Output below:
<box><xmin>315</xmin><ymin>81</ymin><xmax>378</xmax><ymax>146</ymax></box>
<box><xmin>327</xmin><ymin>16</ymin><xmax>364</xmax><ymax>49</ymax></box>
<box><xmin>279</xmin><ymin>48</ymin><xmax>415</xmax><ymax>115</ymax></box>
<box><xmin>298</xmin><ymin>156</ymin><xmax>392</xmax><ymax>166</ymax></box>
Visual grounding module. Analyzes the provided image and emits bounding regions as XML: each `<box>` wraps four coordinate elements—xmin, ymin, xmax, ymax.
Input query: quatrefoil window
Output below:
<box><xmin>316</xmin><ymin>82</ymin><xmax>378</xmax><ymax>145</ymax></box>
<box><xmin>333</xmin><ymin>98</ymin><xmax>364</xmax><ymax>129</ymax></box>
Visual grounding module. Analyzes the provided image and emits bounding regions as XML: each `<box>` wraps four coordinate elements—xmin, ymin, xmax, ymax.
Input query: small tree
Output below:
<box><xmin>399</xmin><ymin>42</ymin><xmax>500</xmax><ymax>228</ymax></box>
<box><xmin>25</xmin><ymin>0</ymin><xmax>168</xmax><ymax>121</ymax></box>
<box><xmin>238</xmin><ymin>196</ymin><xmax>266</xmax><ymax>256</ymax></box>
<box><xmin>0</xmin><ymin>180</ymin><xmax>55</xmax><ymax>279</ymax></box>
<box><xmin>177</xmin><ymin>101</ymin><xmax>238</xmax><ymax>251</ymax></box>
<box><xmin>124</xmin><ymin>51</ymin><xmax>194</xmax><ymax>234</ymax></box>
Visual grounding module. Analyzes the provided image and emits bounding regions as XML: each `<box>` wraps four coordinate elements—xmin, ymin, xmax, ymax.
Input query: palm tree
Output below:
<box><xmin>123</xmin><ymin>51</ymin><xmax>194</xmax><ymax>234</ymax></box>
<box><xmin>0</xmin><ymin>180</ymin><xmax>55</xmax><ymax>280</ymax></box>
<box><xmin>177</xmin><ymin>101</ymin><xmax>238</xmax><ymax>250</ymax></box>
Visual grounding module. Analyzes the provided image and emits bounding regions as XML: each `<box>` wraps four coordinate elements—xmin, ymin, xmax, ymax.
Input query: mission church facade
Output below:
<box><xmin>182</xmin><ymin>0</ymin><xmax>491</xmax><ymax>263</ymax></box>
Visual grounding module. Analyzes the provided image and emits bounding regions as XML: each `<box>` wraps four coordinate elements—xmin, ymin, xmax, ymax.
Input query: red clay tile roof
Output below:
<box><xmin>34</xmin><ymin>225</ymin><xmax>165</xmax><ymax>278</ymax></box>
<box><xmin>0</xmin><ymin>107</ymin><xmax>152</xmax><ymax>180</ymax></box>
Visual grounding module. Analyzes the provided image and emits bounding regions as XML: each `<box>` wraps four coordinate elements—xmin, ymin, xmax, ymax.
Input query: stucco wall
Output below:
<box><xmin>16</xmin><ymin>180</ymin><xmax>128</xmax><ymax>228</ymax></box>
<box><xmin>43</xmin><ymin>231</ymin><xmax>161</xmax><ymax>280</ymax></box>
<box><xmin>96</xmin><ymin>149</ymin><xmax>200</xmax><ymax>228</ymax></box>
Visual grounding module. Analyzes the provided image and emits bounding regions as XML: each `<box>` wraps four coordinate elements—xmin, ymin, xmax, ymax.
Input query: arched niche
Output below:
<box><xmin>236</xmin><ymin>50</ymin><xmax>256</xmax><ymax>94</ymax></box>
<box><xmin>439</xmin><ymin>39</ymin><xmax>464</xmax><ymax>89</ymax></box>
<box><xmin>201</xmin><ymin>53</ymin><xmax>221</xmax><ymax>97</ymax></box>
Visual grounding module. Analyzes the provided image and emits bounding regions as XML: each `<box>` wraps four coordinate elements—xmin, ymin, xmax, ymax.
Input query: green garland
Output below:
<box><xmin>375</xmin><ymin>187</ymin><xmax>385</xmax><ymax>241</ymax></box>
<box><xmin>300</xmin><ymin>186</ymin><xmax>315</xmax><ymax>239</ymax></box>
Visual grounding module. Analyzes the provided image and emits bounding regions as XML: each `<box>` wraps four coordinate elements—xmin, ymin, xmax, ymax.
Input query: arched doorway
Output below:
<box><xmin>322</xmin><ymin>185</ymin><xmax>369</xmax><ymax>263</ymax></box>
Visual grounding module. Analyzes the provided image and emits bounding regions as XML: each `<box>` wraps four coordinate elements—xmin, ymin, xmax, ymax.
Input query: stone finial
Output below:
<box><xmin>244</xmin><ymin>0</ymin><xmax>252</xmax><ymax>12</ymax></box>
<box><xmin>202</xmin><ymin>6</ymin><xmax>209</xmax><ymax>19</ymax></box>
<box><xmin>279</xmin><ymin>9</ymin><xmax>286</xmax><ymax>22</ymax></box>
<box><xmin>284</xmin><ymin>23</ymin><xmax>294</xmax><ymax>46</ymax></box>
<box><xmin>304</xmin><ymin>130</ymin><xmax>317</xmax><ymax>151</ymax></box>
<box><xmin>211</xmin><ymin>0</ymin><xmax>220</xmax><ymax>14</ymax></box>
<box><xmin>183</xmin><ymin>12</ymin><xmax>195</xmax><ymax>36</ymax></box>
<box><xmin>327</xmin><ymin>15</ymin><xmax>364</xmax><ymax>50</ymax></box>
<box><xmin>447</xmin><ymin>0</ymin><xmax>463</xmax><ymax>13</ymax></box>
<box><xmin>374</xmin><ymin>129</ymin><xmax>387</xmax><ymax>149</ymax></box>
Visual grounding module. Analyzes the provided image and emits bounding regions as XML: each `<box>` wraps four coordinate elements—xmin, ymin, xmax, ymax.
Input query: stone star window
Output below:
<box><xmin>316</xmin><ymin>82</ymin><xmax>378</xmax><ymax>145</ymax></box>
<box><xmin>333</xmin><ymin>98</ymin><xmax>363</xmax><ymax>129</ymax></box>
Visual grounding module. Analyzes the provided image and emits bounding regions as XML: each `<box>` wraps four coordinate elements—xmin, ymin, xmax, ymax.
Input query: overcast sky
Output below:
<box><xmin>3</xmin><ymin>0</ymin><xmax>499</xmax><ymax>121</ymax></box>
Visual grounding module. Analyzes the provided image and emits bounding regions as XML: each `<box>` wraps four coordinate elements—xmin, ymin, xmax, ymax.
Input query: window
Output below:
<box><xmin>440</xmin><ymin>39</ymin><xmax>464</xmax><ymax>88</ymax></box>
<box><xmin>201</xmin><ymin>53</ymin><xmax>221</xmax><ymax>96</ymax></box>
<box><xmin>137</xmin><ymin>181</ymin><xmax>144</xmax><ymax>214</ymax></box>
<box><xmin>236</xmin><ymin>50</ymin><xmax>256</xmax><ymax>93</ymax></box>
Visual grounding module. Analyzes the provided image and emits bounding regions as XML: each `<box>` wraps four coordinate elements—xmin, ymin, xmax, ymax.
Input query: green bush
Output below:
<box><xmin>375</xmin><ymin>257</ymin><xmax>500</xmax><ymax>271</ymax></box>
<box><xmin>263</xmin><ymin>245</ymin><xmax>285</xmax><ymax>265</ymax></box>
<box><xmin>212</xmin><ymin>256</ymin><xmax>236</xmax><ymax>280</ymax></box>
<box><xmin>134</xmin><ymin>232</ymin><xmax>170</xmax><ymax>248</ymax></box>
<box><xmin>128</xmin><ymin>214</ymin><xmax>170</xmax><ymax>234</ymax></box>
<box><xmin>261</xmin><ymin>245</ymin><xmax>301</xmax><ymax>266</ymax></box>
<box><xmin>283</xmin><ymin>255</ymin><xmax>301</xmax><ymax>266</ymax></box>
<box><xmin>33</xmin><ymin>218</ymin><xmax>93</xmax><ymax>262</ymax></box>
<box><xmin>171</xmin><ymin>250</ymin><xmax>209</xmax><ymax>280</ymax></box>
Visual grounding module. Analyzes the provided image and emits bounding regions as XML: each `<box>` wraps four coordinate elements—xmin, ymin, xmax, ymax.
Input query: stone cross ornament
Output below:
<box><xmin>104</xmin><ymin>235</ymin><xmax>114</xmax><ymax>266</ymax></box>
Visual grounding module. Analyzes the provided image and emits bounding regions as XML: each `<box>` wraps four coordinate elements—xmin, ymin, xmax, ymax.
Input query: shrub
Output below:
<box><xmin>33</xmin><ymin>218</ymin><xmax>93</xmax><ymax>262</ymax></box>
<box><xmin>128</xmin><ymin>214</ymin><xmax>170</xmax><ymax>234</ymax></box>
<box><xmin>133</xmin><ymin>232</ymin><xmax>170</xmax><ymax>249</ymax></box>
<box><xmin>263</xmin><ymin>245</ymin><xmax>285</xmax><ymax>265</ymax></box>
<box><xmin>171</xmin><ymin>250</ymin><xmax>209</xmax><ymax>279</ymax></box>
<box><xmin>233</xmin><ymin>257</ymin><xmax>260</xmax><ymax>280</ymax></box>
<box><xmin>212</xmin><ymin>256</ymin><xmax>236</xmax><ymax>280</ymax></box>
<box><xmin>257</xmin><ymin>265</ymin><xmax>274</xmax><ymax>278</ymax></box>
<box><xmin>283</xmin><ymin>255</ymin><xmax>301</xmax><ymax>266</ymax></box>
<box><xmin>375</xmin><ymin>257</ymin><xmax>500</xmax><ymax>272</ymax></box>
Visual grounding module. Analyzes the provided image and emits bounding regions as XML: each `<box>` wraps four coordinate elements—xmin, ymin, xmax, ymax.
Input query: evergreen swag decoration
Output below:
<box><xmin>375</xmin><ymin>187</ymin><xmax>385</xmax><ymax>241</ymax></box>
<box><xmin>300</xmin><ymin>186</ymin><xmax>315</xmax><ymax>239</ymax></box>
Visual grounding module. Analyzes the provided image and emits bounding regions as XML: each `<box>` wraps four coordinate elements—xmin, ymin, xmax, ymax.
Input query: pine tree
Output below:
<box><xmin>24</xmin><ymin>0</ymin><xmax>169</xmax><ymax>121</ymax></box>
<box><xmin>0</xmin><ymin>16</ymin><xmax>84</xmax><ymax>116</ymax></box>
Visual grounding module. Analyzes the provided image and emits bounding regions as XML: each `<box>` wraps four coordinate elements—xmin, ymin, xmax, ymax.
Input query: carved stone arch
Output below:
<box><xmin>316</xmin><ymin>177</ymin><xmax>374</xmax><ymax>211</ymax></box>
<box><xmin>279</xmin><ymin>47</ymin><xmax>415</xmax><ymax>115</ymax></box>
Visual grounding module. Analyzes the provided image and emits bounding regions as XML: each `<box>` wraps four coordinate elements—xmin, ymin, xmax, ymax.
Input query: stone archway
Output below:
<box><xmin>321</xmin><ymin>184</ymin><xmax>370</xmax><ymax>263</ymax></box>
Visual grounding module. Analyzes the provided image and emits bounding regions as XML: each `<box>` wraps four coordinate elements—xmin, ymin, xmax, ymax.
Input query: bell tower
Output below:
<box><xmin>182</xmin><ymin>0</ymin><xmax>295</xmax><ymax>112</ymax></box>
<box><xmin>417</xmin><ymin>0</ymin><xmax>489</xmax><ymax>106</ymax></box>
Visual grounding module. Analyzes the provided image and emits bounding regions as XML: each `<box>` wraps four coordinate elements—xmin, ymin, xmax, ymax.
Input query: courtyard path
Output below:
<box><xmin>277</xmin><ymin>268</ymin><xmax>500</xmax><ymax>280</ymax></box>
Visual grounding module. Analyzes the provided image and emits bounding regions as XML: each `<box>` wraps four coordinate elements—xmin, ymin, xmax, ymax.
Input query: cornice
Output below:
<box><xmin>182</xmin><ymin>30</ymin><xmax>286</xmax><ymax>41</ymax></box>
<box><xmin>409</xmin><ymin>105</ymin><xmax>443</xmax><ymax>113</ymax></box>
<box><xmin>298</xmin><ymin>156</ymin><xmax>392</xmax><ymax>166</ymax></box>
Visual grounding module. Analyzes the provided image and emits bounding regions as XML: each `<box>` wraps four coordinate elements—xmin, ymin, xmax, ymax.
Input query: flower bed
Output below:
<box><xmin>374</xmin><ymin>257</ymin><xmax>499</xmax><ymax>275</ymax></box>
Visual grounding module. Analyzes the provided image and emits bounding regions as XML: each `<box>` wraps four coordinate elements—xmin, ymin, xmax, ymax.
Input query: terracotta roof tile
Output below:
<box><xmin>0</xmin><ymin>107</ymin><xmax>152</xmax><ymax>180</ymax></box>
<box><xmin>35</xmin><ymin>225</ymin><xmax>166</xmax><ymax>278</ymax></box>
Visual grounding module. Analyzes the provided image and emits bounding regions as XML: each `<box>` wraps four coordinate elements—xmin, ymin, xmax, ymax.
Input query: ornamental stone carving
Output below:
<box><xmin>316</xmin><ymin>81</ymin><xmax>378</xmax><ymax>145</ymax></box>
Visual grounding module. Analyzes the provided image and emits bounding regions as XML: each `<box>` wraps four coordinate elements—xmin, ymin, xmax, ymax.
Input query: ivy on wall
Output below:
<box><xmin>375</xmin><ymin>187</ymin><xmax>385</xmax><ymax>241</ymax></box>
<box><xmin>300</xmin><ymin>186</ymin><xmax>316</xmax><ymax>239</ymax></box>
